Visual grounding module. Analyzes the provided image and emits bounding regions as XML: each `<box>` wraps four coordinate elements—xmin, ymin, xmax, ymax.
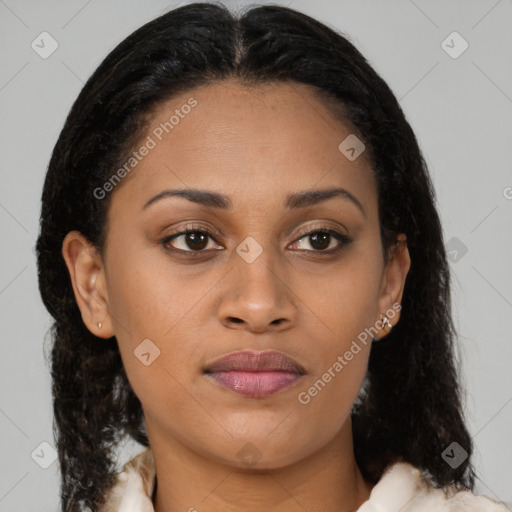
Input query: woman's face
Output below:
<box><xmin>64</xmin><ymin>79</ymin><xmax>410</xmax><ymax>470</ymax></box>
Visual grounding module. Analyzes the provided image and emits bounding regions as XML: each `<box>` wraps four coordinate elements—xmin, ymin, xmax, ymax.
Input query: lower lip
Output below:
<box><xmin>205</xmin><ymin>370</ymin><xmax>303</xmax><ymax>397</ymax></box>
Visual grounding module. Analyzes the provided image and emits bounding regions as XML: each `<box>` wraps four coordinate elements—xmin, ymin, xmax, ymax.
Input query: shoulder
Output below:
<box><xmin>357</xmin><ymin>462</ymin><xmax>508</xmax><ymax>512</ymax></box>
<box><xmin>100</xmin><ymin>451</ymin><xmax>508</xmax><ymax>512</ymax></box>
<box><xmin>99</xmin><ymin>447</ymin><xmax>156</xmax><ymax>512</ymax></box>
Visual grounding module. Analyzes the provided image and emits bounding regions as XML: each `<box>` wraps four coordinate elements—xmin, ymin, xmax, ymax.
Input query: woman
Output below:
<box><xmin>35</xmin><ymin>2</ymin><xmax>508</xmax><ymax>511</ymax></box>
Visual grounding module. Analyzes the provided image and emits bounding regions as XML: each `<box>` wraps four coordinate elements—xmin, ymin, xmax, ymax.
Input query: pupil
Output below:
<box><xmin>187</xmin><ymin>232</ymin><xmax>207</xmax><ymax>250</ymax></box>
<box><xmin>184</xmin><ymin>232</ymin><xmax>331</xmax><ymax>251</ymax></box>
<box><xmin>311</xmin><ymin>232</ymin><xmax>329</xmax><ymax>250</ymax></box>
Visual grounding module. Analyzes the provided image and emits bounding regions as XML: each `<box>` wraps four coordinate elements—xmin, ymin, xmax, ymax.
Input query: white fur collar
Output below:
<box><xmin>100</xmin><ymin>448</ymin><xmax>508</xmax><ymax>511</ymax></box>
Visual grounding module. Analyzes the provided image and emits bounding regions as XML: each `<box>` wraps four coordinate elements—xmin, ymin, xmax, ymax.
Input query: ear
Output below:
<box><xmin>374</xmin><ymin>233</ymin><xmax>411</xmax><ymax>340</ymax></box>
<box><xmin>61</xmin><ymin>230</ymin><xmax>114</xmax><ymax>338</ymax></box>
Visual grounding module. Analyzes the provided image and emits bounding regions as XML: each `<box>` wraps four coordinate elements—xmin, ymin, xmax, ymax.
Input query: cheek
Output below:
<box><xmin>103</xmin><ymin>242</ymin><xmax>197</xmax><ymax>384</ymax></box>
<box><xmin>290</xmin><ymin>247</ymin><xmax>380</xmax><ymax>419</ymax></box>
<box><xmin>105</xmin><ymin>237</ymin><xmax>197</xmax><ymax>338</ymax></box>
<box><xmin>103</xmin><ymin>239</ymin><xmax>231</xmax><ymax>418</ymax></box>
<box><xmin>295</xmin><ymin>333</ymin><xmax>372</xmax><ymax>438</ymax></box>
<box><xmin>292</xmin><ymin>251</ymin><xmax>382</xmax><ymax>344</ymax></box>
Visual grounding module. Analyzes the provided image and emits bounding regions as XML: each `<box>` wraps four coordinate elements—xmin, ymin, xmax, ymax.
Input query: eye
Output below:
<box><xmin>289</xmin><ymin>226</ymin><xmax>353</xmax><ymax>254</ymax></box>
<box><xmin>160</xmin><ymin>224</ymin><xmax>222</xmax><ymax>254</ymax></box>
<box><xmin>159</xmin><ymin>223</ymin><xmax>353</xmax><ymax>256</ymax></box>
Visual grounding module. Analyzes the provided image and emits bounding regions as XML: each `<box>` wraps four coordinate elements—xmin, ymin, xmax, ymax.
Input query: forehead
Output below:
<box><xmin>108</xmin><ymin>79</ymin><xmax>376</xmax><ymax>216</ymax></box>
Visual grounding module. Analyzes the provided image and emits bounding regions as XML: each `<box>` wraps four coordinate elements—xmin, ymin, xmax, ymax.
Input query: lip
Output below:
<box><xmin>203</xmin><ymin>350</ymin><xmax>306</xmax><ymax>398</ymax></box>
<box><xmin>204</xmin><ymin>349</ymin><xmax>306</xmax><ymax>374</ymax></box>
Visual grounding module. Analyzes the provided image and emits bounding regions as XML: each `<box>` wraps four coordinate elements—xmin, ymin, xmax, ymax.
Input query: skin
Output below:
<box><xmin>62</xmin><ymin>79</ymin><xmax>410</xmax><ymax>512</ymax></box>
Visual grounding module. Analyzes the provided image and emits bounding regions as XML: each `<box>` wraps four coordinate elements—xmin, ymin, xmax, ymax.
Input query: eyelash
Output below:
<box><xmin>159</xmin><ymin>223</ymin><xmax>353</xmax><ymax>257</ymax></box>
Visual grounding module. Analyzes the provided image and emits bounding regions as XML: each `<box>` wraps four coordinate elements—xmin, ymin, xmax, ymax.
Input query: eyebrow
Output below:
<box><xmin>142</xmin><ymin>187</ymin><xmax>366</xmax><ymax>217</ymax></box>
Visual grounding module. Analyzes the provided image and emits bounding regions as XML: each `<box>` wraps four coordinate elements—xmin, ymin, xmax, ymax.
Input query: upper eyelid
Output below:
<box><xmin>163</xmin><ymin>222</ymin><xmax>347</xmax><ymax>239</ymax></box>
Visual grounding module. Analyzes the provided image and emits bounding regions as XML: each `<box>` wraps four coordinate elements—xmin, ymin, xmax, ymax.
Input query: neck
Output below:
<box><xmin>150</xmin><ymin>419</ymin><xmax>373</xmax><ymax>512</ymax></box>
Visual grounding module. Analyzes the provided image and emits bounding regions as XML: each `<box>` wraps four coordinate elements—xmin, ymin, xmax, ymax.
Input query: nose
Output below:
<box><xmin>218</xmin><ymin>250</ymin><xmax>297</xmax><ymax>333</ymax></box>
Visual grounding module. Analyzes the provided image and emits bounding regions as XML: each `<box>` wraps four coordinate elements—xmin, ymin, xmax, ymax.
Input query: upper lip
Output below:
<box><xmin>204</xmin><ymin>350</ymin><xmax>306</xmax><ymax>374</ymax></box>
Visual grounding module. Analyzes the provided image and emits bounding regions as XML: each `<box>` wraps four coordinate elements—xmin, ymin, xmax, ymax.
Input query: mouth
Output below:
<box><xmin>203</xmin><ymin>349</ymin><xmax>306</xmax><ymax>398</ymax></box>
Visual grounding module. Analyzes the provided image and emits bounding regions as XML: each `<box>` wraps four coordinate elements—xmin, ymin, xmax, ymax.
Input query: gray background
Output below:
<box><xmin>1</xmin><ymin>0</ymin><xmax>511</xmax><ymax>510</ymax></box>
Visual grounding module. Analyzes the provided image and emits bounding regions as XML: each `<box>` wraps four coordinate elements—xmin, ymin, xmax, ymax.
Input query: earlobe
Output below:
<box><xmin>374</xmin><ymin>233</ymin><xmax>411</xmax><ymax>340</ymax></box>
<box><xmin>61</xmin><ymin>230</ymin><xmax>114</xmax><ymax>338</ymax></box>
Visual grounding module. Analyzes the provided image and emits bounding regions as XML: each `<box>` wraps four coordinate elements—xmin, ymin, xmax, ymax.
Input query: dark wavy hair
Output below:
<box><xmin>35</xmin><ymin>2</ymin><xmax>476</xmax><ymax>510</ymax></box>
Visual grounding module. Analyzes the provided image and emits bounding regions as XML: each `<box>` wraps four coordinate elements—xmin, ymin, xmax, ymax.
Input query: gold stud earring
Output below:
<box><xmin>98</xmin><ymin>322</ymin><xmax>102</xmax><ymax>330</ymax></box>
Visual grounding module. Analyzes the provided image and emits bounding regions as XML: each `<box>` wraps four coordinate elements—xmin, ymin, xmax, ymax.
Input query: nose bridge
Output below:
<box><xmin>235</xmin><ymin>232</ymin><xmax>284</xmax><ymax>303</ymax></box>
<box><xmin>230</xmin><ymin>205</ymin><xmax>280</xmax><ymax>276</ymax></box>
<box><xmin>217</xmin><ymin>231</ymin><xmax>297</xmax><ymax>330</ymax></box>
